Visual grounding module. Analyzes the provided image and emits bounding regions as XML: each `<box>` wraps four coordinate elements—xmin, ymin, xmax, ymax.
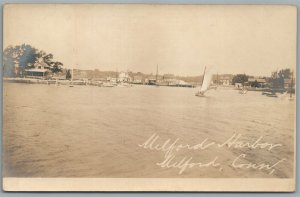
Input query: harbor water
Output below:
<box><xmin>3</xmin><ymin>83</ymin><xmax>295</xmax><ymax>178</ymax></box>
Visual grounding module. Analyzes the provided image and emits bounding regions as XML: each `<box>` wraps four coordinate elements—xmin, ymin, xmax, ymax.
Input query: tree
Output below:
<box><xmin>232</xmin><ymin>74</ymin><xmax>249</xmax><ymax>85</ymax></box>
<box><xmin>18</xmin><ymin>44</ymin><xmax>39</xmax><ymax>70</ymax></box>
<box><xmin>3</xmin><ymin>44</ymin><xmax>39</xmax><ymax>77</ymax></box>
<box><xmin>3</xmin><ymin>46</ymin><xmax>16</xmax><ymax>77</ymax></box>
<box><xmin>38</xmin><ymin>52</ymin><xmax>63</xmax><ymax>73</ymax></box>
<box><xmin>50</xmin><ymin>62</ymin><xmax>63</xmax><ymax>73</ymax></box>
<box><xmin>278</xmin><ymin>69</ymin><xmax>291</xmax><ymax>79</ymax></box>
<box><xmin>271</xmin><ymin>68</ymin><xmax>291</xmax><ymax>89</ymax></box>
<box><xmin>66</xmin><ymin>69</ymin><xmax>72</xmax><ymax>80</ymax></box>
<box><xmin>40</xmin><ymin>52</ymin><xmax>53</xmax><ymax>65</ymax></box>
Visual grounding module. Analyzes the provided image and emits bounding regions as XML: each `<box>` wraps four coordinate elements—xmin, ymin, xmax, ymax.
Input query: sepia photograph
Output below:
<box><xmin>2</xmin><ymin>4</ymin><xmax>297</xmax><ymax>191</ymax></box>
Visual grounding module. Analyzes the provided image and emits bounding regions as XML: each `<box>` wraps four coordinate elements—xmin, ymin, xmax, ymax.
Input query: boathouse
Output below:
<box><xmin>25</xmin><ymin>61</ymin><xmax>50</xmax><ymax>78</ymax></box>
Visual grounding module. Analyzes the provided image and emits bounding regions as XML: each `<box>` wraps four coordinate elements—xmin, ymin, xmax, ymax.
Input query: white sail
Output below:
<box><xmin>200</xmin><ymin>66</ymin><xmax>213</xmax><ymax>93</ymax></box>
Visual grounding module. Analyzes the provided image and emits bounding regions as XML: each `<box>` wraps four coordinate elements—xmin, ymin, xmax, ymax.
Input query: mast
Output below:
<box><xmin>156</xmin><ymin>64</ymin><xmax>159</xmax><ymax>86</ymax></box>
<box><xmin>290</xmin><ymin>71</ymin><xmax>293</xmax><ymax>98</ymax></box>
<box><xmin>116</xmin><ymin>68</ymin><xmax>118</xmax><ymax>83</ymax></box>
<box><xmin>156</xmin><ymin>64</ymin><xmax>158</xmax><ymax>82</ymax></box>
<box><xmin>201</xmin><ymin>66</ymin><xmax>206</xmax><ymax>86</ymax></box>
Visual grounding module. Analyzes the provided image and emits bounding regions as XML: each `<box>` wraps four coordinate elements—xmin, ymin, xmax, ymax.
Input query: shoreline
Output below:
<box><xmin>2</xmin><ymin>77</ymin><xmax>197</xmax><ymax>88</ymax></box>
<box><xmin>2</xmin><ymin>77</ymin><xmax>293</xmax><ymax>93</ymax></box>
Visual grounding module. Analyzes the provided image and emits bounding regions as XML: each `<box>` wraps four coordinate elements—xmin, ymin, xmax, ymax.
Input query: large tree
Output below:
<box><xmin>3</xmin><ymin>44</ymin><xmax>39</xmax><ymax>77</ymax></box>
<box><xmin>18</xmin><ymin>44</ymin><xmax>39</xmax><ymax>69</ymax></box>
<box><xmin>271</xmin><ymin>68</ymin><xmax>292</xmax><ymax>89</ymax></box>
<box><xmin>3</xmin><ymin>46</ymin><xmax>16</xmax><ymax>77</ymax></box>
<box><xmin>38</xmin><ymin>51</ymin><xmax>63</xmax><ymax>73</ymax></box>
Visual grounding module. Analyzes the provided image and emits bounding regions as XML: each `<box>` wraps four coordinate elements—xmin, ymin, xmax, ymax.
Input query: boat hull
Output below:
<box><xmin>195</xmin><ymin>92</ymin><xmax>205</xmax><ymax>97</ymax></box>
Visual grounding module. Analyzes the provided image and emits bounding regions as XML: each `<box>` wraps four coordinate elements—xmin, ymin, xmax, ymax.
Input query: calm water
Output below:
<box><xmin>3</xmin><ymin>83</ymin><xmax>295</xmax><ymax>178</ymax></box>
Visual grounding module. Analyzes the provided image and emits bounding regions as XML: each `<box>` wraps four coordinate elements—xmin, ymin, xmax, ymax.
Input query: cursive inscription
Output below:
<box><xmin>138</xmin><ymin>133</ymin><xmax>286</xmax><ymax>176</ymax></box>
<box><xmin>157</xmin><ymin>154</ymin><xmax>220</xmax><ymax>174</ymax></box>
<box><xmin>217</xmin><ymin>133</ymin><xmax>282</xmax><ymax>151</ymax></box>
<box><xmin>231</xmin><ymin>154</ymin><xmax>286</xmax><ymax>174</ymax></box>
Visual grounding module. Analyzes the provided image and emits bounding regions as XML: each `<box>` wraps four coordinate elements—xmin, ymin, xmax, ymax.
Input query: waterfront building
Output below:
<box><xmin>235</xmin><ymin>83</ymin><xmax>243</xmax><ymax>88</ymax></box>
<box><xmin>147</xmin><ymin>79</ymin><xmax>157</xmax><ymax>85</ymax></box>
<box><xmin>219</xmin><ymin>76</ymin><xmax>233</xmax><ymax>86</ymax></box>
<box><xmin>132</xmin><ymin>75</ymin><xmax>143</xmax><ymax>84</ymax></box>
<box><xmin>25</xmin><ymin>61</ymin><xmax>50</xmax><ymax>78</ymax></box>
<box><xmin>212</xmin><ymin>74</ymin><xmax>233</xmax><ymax>86</ymax></box>
<box><xmin>247</xmin><ymin>77</ymin><xmax>267</xmax><ymax>88</ymax></box>
<box><xmin>118</xmin><ymin>72</ymin><xmax>131</xmax><ymax>82</ymax></box>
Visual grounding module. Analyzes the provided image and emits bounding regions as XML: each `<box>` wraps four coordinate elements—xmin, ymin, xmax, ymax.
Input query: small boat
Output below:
<box><xmin>239</xmin><ymin>87</ymin><xmax>248</xmax><ymax>94</ymax></box>
<box><xmin>264</xmin><ymin>91</ymin><xmax>278</xmax><ymax>97</ymax></box>
<box><xmin>195</xmin><ymin>66</ymin><xmax>214</xmax><ymax>97</ymax></box>
<box><xmin>266</xmin><ymin>94</ymin><xmax>278</xmax><ymax>97</ymax></box>
<box><xmin>117</xmin><ymin>82</ymin><xmax>132</xmax><ymax>87</ymax></box>
<box><xmin>195</xmin><ymin>91</ymin><xmax>205</xmax><ymax>97</ymax></box>
<box><xmin>279</xmin><ymin>91</ymin><xmax>288</xmax><ymax>97</ymax></box>
<box><xmin>101</xmin><ymin>82</ymin><xmax>115</xmax><ymax>87</ymax></box>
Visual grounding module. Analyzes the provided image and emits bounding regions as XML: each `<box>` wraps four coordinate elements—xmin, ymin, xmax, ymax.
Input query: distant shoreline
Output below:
<box><xmin>2</xmin><ymin>77</ymin><xmax>198</xmax><ymax>88</ymax></box>
<box><xmin>4</xmin><ymin>77</ymin><xmax>292</xmax><ymax>94</ymax></box>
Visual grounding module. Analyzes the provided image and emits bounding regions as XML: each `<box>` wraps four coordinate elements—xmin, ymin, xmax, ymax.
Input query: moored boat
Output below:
<box><xmin>263</xmin><ymin>91</ymin><xmax>278</xmax><ymax>97</ymax></box>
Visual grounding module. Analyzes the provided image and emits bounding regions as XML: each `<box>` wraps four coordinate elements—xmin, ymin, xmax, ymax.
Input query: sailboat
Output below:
<box><xmin>195</xmin><ymin>66</ymin><xmax>214</xmax><ymax>97</ymax></box>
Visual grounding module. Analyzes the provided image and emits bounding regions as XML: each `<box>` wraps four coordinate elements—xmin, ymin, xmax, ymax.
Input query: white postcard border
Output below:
<box><xmin>3</xmin><ymin>178</ymin><xmax>295</xmax><ymax>192</ymax></box>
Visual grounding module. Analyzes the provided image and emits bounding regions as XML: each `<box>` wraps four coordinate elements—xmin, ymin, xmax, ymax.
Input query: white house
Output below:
<box><xmin>25</xmin><ymin>60</ymin><xmax>50</xmax><ymax>78</ymax></box>
<box><xmin>118</xmin><ymin>72</ymin><xmax>131</xmax><ymax>82</ymax></box>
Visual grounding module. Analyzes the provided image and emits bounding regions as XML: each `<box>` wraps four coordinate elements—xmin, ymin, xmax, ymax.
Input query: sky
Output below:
<box><xmin>3</xmin><ymin>4</ymin><xmax>297</xmax><ymax>76</ymax></box>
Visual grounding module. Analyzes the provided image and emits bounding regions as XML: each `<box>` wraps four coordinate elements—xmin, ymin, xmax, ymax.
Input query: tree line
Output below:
<box><xmin>232</xmin><ymin>68</ymin><xmax>293</xmax><ymax>89</ymax></box>
<box><xmin>3</xmin><ymin>44</ymin><xmax>63</xmax><ymax>77</ymax></box>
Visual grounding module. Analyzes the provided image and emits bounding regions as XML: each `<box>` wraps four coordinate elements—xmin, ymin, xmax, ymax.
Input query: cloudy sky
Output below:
<box><xmin>4</xmin><ymin>4</ymin><xmax>297</xmax><ymax>76</ymax></box>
